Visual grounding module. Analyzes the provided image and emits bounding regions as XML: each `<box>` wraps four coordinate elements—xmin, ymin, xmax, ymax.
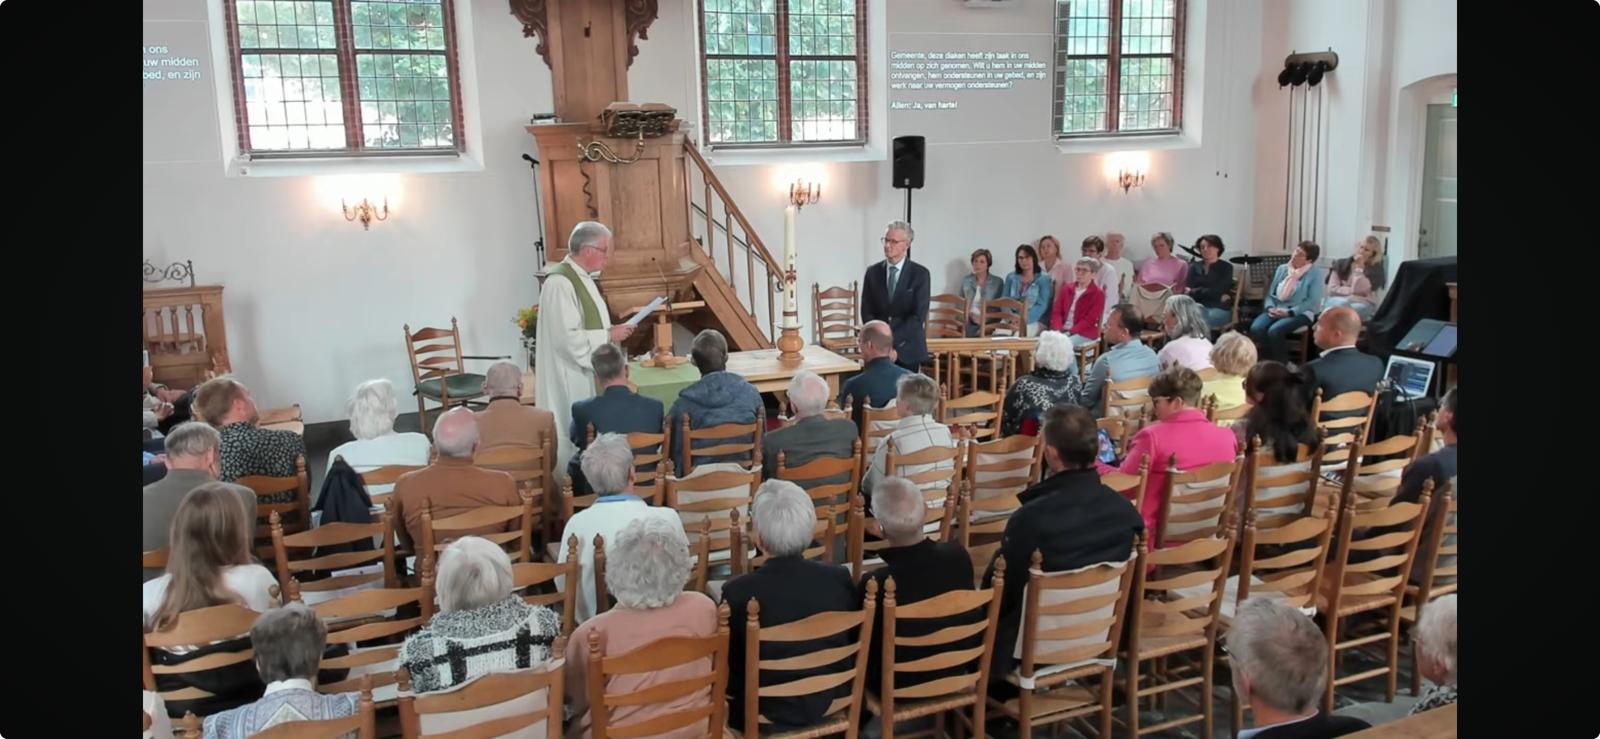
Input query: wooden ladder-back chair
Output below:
<box><xmin>813</xmin><ymin>282</ymin><xmax>862</xmax><ymax>359</ymax></box>
<box><xmin>1311</xmin><ymin>385</ymin><xmax>1380</xmax><ymax>448</ymax></box>
<box><xmin>1155</xmin><ymin>454</ymin><xmax>1243</xmax><ymax>549</ymax></box>
<box><xmin>1223</xmin><ymin>506</ymin><xmax>1338</xmax><ymax>734</ymax></box>
<box><xmin>143</xmin><ymin>604</ymin><xmax>260</xmax><ymax>716</ymax></box>
<box><xmin>584</xmin><ymin>603</ymin><xmax>732</xmax><ymax>738</ymax></box>
<box><xmin>959</xmin><ymin>435</ymin><xmax>1045</xmax><ymax>583</ymax></box>
<box><xmin>180</xmin><ymin>678</ymin><xmax>377</xmax><ymax>739</ymax></box>
<box><xmin>774</xmin><ymin>441</ymin><xmax>863</xmax><ymax>564</ymax></box>
<box><xmin>1074</xmin><ymin>341</ymin><xmax>1099</xmax><ymax>380</ymax></box>
<box><xmin>404</xmin><ymin>317</ymin><xmax>489</xmax><ymax>433</ymax></box>
<box><xmin>925</xmin><ymin>293</ymin><xmax>968</xmax><ymax>340</ymax></box>
<box><xmin>883</xmin><ymin>437</ymin><xmax>964</xmax><ymax>534</ymax></box>
<box><xmin>239</xmin><ymin>455</ymin><xmax>311</xmax><ymax>559</ymax></box>
<box><xmin>847</xmin><ymin>488</ymin><xmax>960</xmax><ymax>580</ymax></box>
<box><xmin>269</xmin><ymin>510</ymin><xmax>398</xmax><ymax>604</ymax></box>
<box><xmin>1121</xmin><ymin>532</ymin><xmax>1235</xmax><ymax>739</ymax></box>
<box><xmin>1402</xmin><ymin>480</ymin><xmax>1457</xmax><ymax>697</ymax></box>
<box><xmin>980</xmin><ymin>296</ymin><xmax>1026</xmax><ymax>338</ymax></box>
<box><xmin>939</xmin><ymin>385</ymin><xmax>1006</xmax><ymax>441</ymax></box>
<box><xmin>586</xmin><ymin>419</ymin><xmax>673</xmax><ymax>506</ymax></box>
<box><xmin>679</xmin><ymin>411</ymin><xmax>765</xmax><ymax>475</ymax></box>
<box><xmin>143</xmin><ymin>547</ymin><xmax>170</xmax><ymax>571</ymax></box>
<box><xmin>858</xmin><ymin>401</ymin><xmax>900</xmax><ymax>459</ymax></box>
<box><xmin>1209</xmin><ymin>272</ymin><xmax>1247</xmax><ymax>339</ymax></box>
<box><xmin>987</xmin><ymin>547</ymin><xmax>1138</xmax><ymax>739</ymax></box>
<box><xmin>289</xmin><ymin>572</ymin><xmax>435</xmax><ymax>703</ymax></box>
<box><xmin>474</xmin><ymin>440</ymin><xmax>553</xmax><ymax>536</ymax></box>
<box><xmin>1240</xmin><ymin>438</ymin><xmax>1327</xmax><ymax>530</ymax></box>
<box><xmin>419</xmin><ymin>494</ymin><xmax>538</xmax><ymax>569</ymax></box>
<box><xmin>357</xmin><ymin>463</ymin><xmax>426</xmax><ymax>510</ymax></box>
<box><xmin>514</xmin><ymin>534</ymin><xmax>580</xmax><ymax>637</ymax></box>
<box><xmin>1318</xmin><ymin>484</ymin><xmax>1432</xmax><ymax>713</ymax></box>
<box><xmin>1334</xmin><ymin>419</ymin><xmax>1429</xmax><ymax>512</ymax></box>
<box><xmin>1102</xmin><ymin>374</ymin><xmax>1154</xmax><ymax>421</ymax></box>
<box><xmin>740</xmin><ymin>583</ymin><xmax>877</xmax><ymax>738</ymax></box>
<box><xmin>396</xmin><ymin>649</ymin><xmax>566</xmax><ymax>739</ymax></box>
<box><xmin>867</xmin><ymin>563</ymin><xmax>1005</xmax><ymax>739</ymax></box>
<box><xmin>1101</xmin><ymin>454</ymin><xmax>1151</xmax><ymax>511</ymax></box>
<box><xmin>667</xmin><ymin>465</ymin><xmax>760</xmax><ymax>582</ymax></box>
<box><xmin>1204</xmin><ymin>395</ymin><xmax>1252</xmax><ymax>425</ymax></box>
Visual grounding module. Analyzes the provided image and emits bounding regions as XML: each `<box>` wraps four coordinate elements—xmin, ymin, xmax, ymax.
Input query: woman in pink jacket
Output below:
<box><xmin>1097</xmin><ymin>366</ymin><xmax>1238</xmax><ymax>547</ymax></box>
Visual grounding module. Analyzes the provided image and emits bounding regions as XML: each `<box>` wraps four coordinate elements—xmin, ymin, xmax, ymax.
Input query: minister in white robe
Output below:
<box><xmin>535</xmin><ymin>221</ymin><xmax>635</xmax><ymax>481</ymax></box>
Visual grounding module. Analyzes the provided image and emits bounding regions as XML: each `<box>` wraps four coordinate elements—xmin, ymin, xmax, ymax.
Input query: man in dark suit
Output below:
<box><xmin>861</xmin><ymin>220</ymin><xmax>931</xmax><ymax>371</ymax></box>
<box><xmin>836</xmin><ymin>320</ymin><xmax>909</xmax><ymax>413</ymax></box>
<box><xmin>984</xmin><ymin>404</ymin><xmax>1144</xmax><ymax>685</ymax></box>
<box><xmin>566</xmin><ymin>343</ymin><xmax>665</xmax><ymax>487</ymax></box>
<box><xmin>1303</xmin><ymin>305</ymin><xmax>1384</xmax><ymax>403</ymax></box>
<box><xmin>858</xmin><ymin>476</ymin><xmax>976</xmax><ymax>694</ymax></box>
<box><xmin>762</xmin><ymin>370</ymin><xmax>858</xmax><ymax>480</ymax></box>
<box><xmin>1227</xmin><ymin>597</ymin><xmax>1371</xmax><ymax>738</ymax></box>
<box><xmin>722</xmin><ymin>480</ymin><xmax>857</xmax><ymax>734</ymax></box>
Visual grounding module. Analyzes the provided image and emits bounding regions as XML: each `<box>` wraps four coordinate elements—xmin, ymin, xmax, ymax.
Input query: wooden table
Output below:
<box><xmin>925</xmin><ymin>336</ymin><xmax>1039</xmax><ymax>391</ymax></box>
<box><xmin>1345</xmin><ymin>703</ymin><xmax>1455</xmax><ymax>738</ymax></box>
<box><xmin>724</xmin><ymin>344</ymin><xmax>862</xmax><ymax>399</ymax></box>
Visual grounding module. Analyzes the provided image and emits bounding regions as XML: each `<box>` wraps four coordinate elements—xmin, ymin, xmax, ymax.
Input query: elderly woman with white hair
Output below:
<box><xmin>203</xmin><ymin>605</ymin><xmax>361</xmax><ymax>739</ymax></box>
<box><xmin>1002</xmin><ymin>330</ymin><xmax>1084</xmax><ymax>436</ymax></box>
<box><xmin>397</xmin><ymin>536</ymin><xmax>562</xmax><ymax>693</ymax></box>
<box><xmin>1410</xmin><ymin>593</ymin><xmax>1458</xmax><ymax>715</ymax></box>
<box><xmin>1156</xmin><ymin>294</ymin><xmax>1216</xmax><ymax>371</ymax></box>
<box><xmin>326</xmin><ymin>378</ymin><xmax>431</xmax><ymax>493</ymax></box>
<box><xmin>722</xmin><ymin>480</ymin><xmax>856</xmax><ymax>733</ymax></box>
<box><xmin>565</xmin><ymin>516</ymin><xmax>722</xmax><ymax>739</ymax></box>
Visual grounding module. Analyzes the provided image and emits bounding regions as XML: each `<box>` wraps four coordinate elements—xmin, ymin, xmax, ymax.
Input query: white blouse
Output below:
<box><xmin>326</xmin><ymin>432</ymin><xmax>432</xmax><ymax>494</ymax></box>
<box><xmin>142</xmin><ymin>564</ymin><xmax>281</xmax><ymax>649</ymax></box>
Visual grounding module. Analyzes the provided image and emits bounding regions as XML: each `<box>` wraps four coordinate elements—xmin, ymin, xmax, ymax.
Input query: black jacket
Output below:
<box><xmin>861</xmin><ymin>259</ymin><xmax>931</xmax><ymax>368</ymax></box>
<box><xmin>1303</xmin><ymin>347</ymin><xmax>1384</xmax><ymax>408</ymax></box>
<box><xmin>1249</xmin><ymin>712</ymin><xmax>1370</xmax><ymax>738</ymax></box>
<box><xmin>982</xmin><ymin>468</ymin><xmax>1144</xmax><ymax>680</ymax></box>
<box><xmin>1186</xmin><ymin>260</ymin><xmax>1235</xmax><ymax>310</ymax></box>
<box><xmin>721</xmin><ymin>556</ymin><xmax>859</xmax><ymax>733</ymax></box>
<box><xmin>313</xmin><ymin>458</ymin><xmax>375</xmax><ymax>554</ymax></box>
<box><xmin>566</xmin><ymin>385</ymin><xmax>667</xmax><ymax>484</ymax></box>
<box><xmin>858</xmin><ymin>539</ymin><xmax>977</xmax><ymax>694</ymax></box>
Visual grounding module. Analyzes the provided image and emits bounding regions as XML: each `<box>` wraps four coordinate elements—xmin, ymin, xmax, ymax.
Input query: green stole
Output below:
<box><xmin>548</xmin><ymin>261</ymin><xmax>604</xmax><ymax>330</ymax></box>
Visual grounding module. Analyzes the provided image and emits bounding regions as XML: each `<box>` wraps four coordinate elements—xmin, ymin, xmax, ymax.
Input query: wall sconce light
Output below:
<box><xmin>789</xmin><ymin>180</ymin><xmax>821</xmax><ymax>209</ymax></box>
<box><xmin>342</xmin><ymin>197</ymin><xmax>390</xmax><ymax>230</ymax></box>
<box><xmin>1105</xmin><ymin>151</ymin><xmax>1150</xmax><ymax>194</ymax></box>
<box><xmin>1118</xmin><ymin>168</ymin><xmax>1145</xmax><ymax>194</ymax></box>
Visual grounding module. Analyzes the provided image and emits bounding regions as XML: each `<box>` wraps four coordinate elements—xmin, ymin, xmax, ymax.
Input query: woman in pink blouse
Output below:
<box><xmin>1036</xmin><ymin>234</ymin><xmax>1073</xmax><ymax>288</ymax></box>
<box><xmin>1097</xmin><ymin>366</ymin><xmax>1237</xmax><ymax>548</ymax></box>
<box><xmin>1324</xmin><ymin>235</ymin><xmax>1386</xmax><ymax>320</ymax></box>
<box><xmin>1135</xmin><ymin>232</ymin><xmax>1189</xmax><ymax>293</ymax></box>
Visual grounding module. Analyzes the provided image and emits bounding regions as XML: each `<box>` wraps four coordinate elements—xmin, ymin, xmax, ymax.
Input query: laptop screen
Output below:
<box><xmin>1384</xmin><ymin>355</ymin><xmax>1435</xmax><ymax>399</ymax></box>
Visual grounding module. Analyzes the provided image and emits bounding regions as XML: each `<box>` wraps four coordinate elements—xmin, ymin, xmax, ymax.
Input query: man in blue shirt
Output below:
<box><xmin>1078</xmin><ymin>304</ymin><xmax>1160</xmax><ymax>413</ymax></box>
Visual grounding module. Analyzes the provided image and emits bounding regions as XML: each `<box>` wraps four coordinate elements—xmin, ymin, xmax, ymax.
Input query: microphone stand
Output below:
<box><xmin>522</xmin><ymin>154</ymin><xmax>547</xmax><ymax>269</ymax></box>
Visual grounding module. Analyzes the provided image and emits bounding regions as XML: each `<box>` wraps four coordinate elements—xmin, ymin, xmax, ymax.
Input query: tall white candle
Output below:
<box><xmin>784</xmin><ymin>205</ymin><xmax>799</xmax><ymax>322</ymax></box>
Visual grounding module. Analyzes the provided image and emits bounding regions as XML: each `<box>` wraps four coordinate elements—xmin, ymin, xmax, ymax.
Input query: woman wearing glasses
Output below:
<box><xmin>1097</xmin><ymin>366</ymin><xmax>1237</xmax><ymax>547</ymax></box>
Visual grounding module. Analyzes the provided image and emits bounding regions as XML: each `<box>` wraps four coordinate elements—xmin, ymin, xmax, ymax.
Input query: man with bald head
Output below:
<box><xmin>836</xmin><ymin>320</ymin><xmax>910</xmax><ymax>413</ymax></box>
<box><xmin>390</xmin><ymin>407</ymin><xmax>521</xmax><ymax>551</ymax></box>
<box><xmin>762</xmin><ymin>370</ymin><xmax>859</xmax><ymax>479</ymax></box>
<box><xmin>1303</xmin><ymin>305</ymin><xmax>1384</xmax><ymax>403</ymax></box>
<box><xmin>475</xmin><ymin>361</ymin><xmax>558</xmax><ymax>498</ymax></box>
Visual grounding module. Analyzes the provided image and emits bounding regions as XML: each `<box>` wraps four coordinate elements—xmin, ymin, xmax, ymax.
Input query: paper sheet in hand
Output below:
<box><xmin>626</xmin><ymin>296</ymin><xmax>668</xmax><ymax>326</ymax></box>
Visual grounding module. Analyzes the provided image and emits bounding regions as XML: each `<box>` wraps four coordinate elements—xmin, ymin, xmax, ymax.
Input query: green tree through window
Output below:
<box><xmin>226</xmin><ymin>0</ymin><xmax>464</xmax><ymax>155</ymax></box>
<box><xmin>699</xmin><ymin>0</ymin><xmax>867</xmax><ymax>146</ymax></box>
<box><xmin>1053</xmin><ymin>0</ymin><xmax>1185</xmax><ymax>137</ymax></box>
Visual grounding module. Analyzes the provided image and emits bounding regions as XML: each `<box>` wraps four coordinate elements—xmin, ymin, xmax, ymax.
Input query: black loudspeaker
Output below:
<box><xmin>892</xmin><ymin>135</ymin><xmax>925</xmax><ymax>190</ymax></box>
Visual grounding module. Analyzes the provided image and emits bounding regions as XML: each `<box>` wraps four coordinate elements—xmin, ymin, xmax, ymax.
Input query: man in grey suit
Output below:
<box><xmin>143</xmin><ymin>422</ymin><xmax>259</xmax><ymax>581</ymax></box>
<box><xmin>762</xmin><ymin>370</ymin><xmax>859</xmax><ymax>480</ymax></box>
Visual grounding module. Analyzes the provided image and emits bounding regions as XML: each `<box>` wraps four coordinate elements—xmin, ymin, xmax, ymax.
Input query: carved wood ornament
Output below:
<box><xmin>509</xmin><ymin>0</ymin><xmax>659</xmax><ymax>69</ymax></box>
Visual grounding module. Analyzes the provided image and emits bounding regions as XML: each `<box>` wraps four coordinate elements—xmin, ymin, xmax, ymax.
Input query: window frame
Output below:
<box><xmin>1053</xmin><ymin>0</ymin><xmax>1186</xmax><ymax>141</ymax></box>
<box><xmin>696</xmin><ymin>0</ymin><xmax>870</xmax><ymax>150</ymax></box>
<box><xmin>221</xmin><ymin>0</ymin><xmax>467</xmax><ymax>159</ymax></box>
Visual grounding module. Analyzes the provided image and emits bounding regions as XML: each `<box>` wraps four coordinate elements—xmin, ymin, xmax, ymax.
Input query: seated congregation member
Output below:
<box><xmin>1250</xmin><ymin>241</ymin><xmax>1325</xmax><ymax>363</ymax></box>
<box><xmin>1227</xmin><ymin>597</ymin><xmax>1370</xmax><ymax>738</ymax></box>
<box><xmin>668</xmin><ymin>329</ymin><xmax>763</xmax><ymax>471</ymax></box>
<box><xmin>1157</xmin><ymin>294</ymin><xmax>1216</xmax><ymax>371</ymax></box>
<box><xmin>398</xmin><ymin>536</ymin><xmax>562</xmax><ymax>693</ymax></box>
<box><xmin>1204</xmin><ymin>330</ymin><xmax>1257</xmax><ymax>414</ymax></box>
<box><xmin>566</xmin><ymin>516</ymin><xmax>721</xmax><ymax>739</ymax></box>
<box><xmin>1049</xmin><ymin>257</ymin><xmax>1106</xmax><ymax>347</ymax></box>
<box><xmin>1187</xmin><ymin>234</ymin><xmax>1236</xmax><ymax>329</ymax></box>
<box><xmin>1100</xmin><ymin>366</ymin><xmax>1237</xmax><ymax>546</ymax></box>
<box><xmin>1235</xmin><ymin>361</ymin><xmax>1319</xmax><ymax>459</ymax></box>
<box><xmin>1078</xmin><ymin>304</ymin><xmax>1160</xmax><ymax>412</ymax></box>
<box><xmin>837</xmin><ymin>320</ymin><xmax>910</xmax><ymax>412</ymax></box>
<box><xmin>1036</xmin><ymin>234</ymin><xmax>1072</xmax><ymax>288</ymax></box>
<box><xmin>143</xmin><ymin>423</ymin><xmax>258</xmax><ymax>582</ymax></box>
<box><xmin>144</xmin><ymin>484</ymin><xmax>283</xmax><ymax>717</ymax></box>
<box><xmin>145</xmin><ymin>361</ymin><xmax>196</xmax><ymax>435</ymax></box>
<box><xmin>1102</xmin><ymin>231</ymin><xmax>1136</xmax><ymax>309</ymax></box>
<box><xmin>1080</xmin><ymin>235</ymin><xmax>1122</xmax><ymax>310</ymax></box>
<box><xmin>557</xmin><ymin>433</ymin><xmax>684</xmax><ymax>623</ymax></box>
<box><xmin>1001</xmin><ymin>330</ymin><xmax>1082</xmax><ymax>437</ymax></box>
<box><xmin>568</xmin><ymin>343</ymin><xmax>666</xmax><ymax>486</ymax></box>
<box><xmin>325</xmin><ymin>378</ymin><xmax>430</xmax><ymax>495</ymax></box>
<box><xmin>203</xmin><ymin>605</ymin><xmax>360</xmax><ymax>739</ymax></box>
<box><xmin>1336</xmin><ymin>593</ymin><xmax>1457</xmax><ymax>726</ymax></box>
<box><xmin>762</xmin><ymin>370</ymin><xmax>858</xmax><ymax>480</ymax></box>
<box><xmin>1323</xmin><ymin>235</ymin><xmax>1386</xmax><ymax>321</ymax></box>
<box><xmin>863</xmin><ymin>373</ymin><xmax>954</xmax><ymax>495</ymax></box>
<box><xmin>1003</xmin><ymin>243</ymin><xmax>1053</xmax><ymax>336</ymax></box>
<box><xmin>195</xmin><ymin>375</ymin><xmax>307</xmax><ymax>484</ymax></box>
<box><xmin>723</xmin><ymin>480</ymin><xmax>857</xmax><ymax>733</ymax></box>
<box><xmin>1303</xmin><ymin>305</ymin><xmax>1384</xmax><ymax>404</ymax></box>
<box><xmin>475</xmin><ymin>361</ymin><xmax>558</xmax><ymax>453</ymax></box>
<box><xmin>986</xmin><ymin>405</ymin><xmax>1144</xmax><ymax>685</ymax></box>
<box><xmin>1136</xmin><ymin>232</ymin><xmax>1188</xmax><ymax>293</ymax></box>
<box><xmin>859</xmin><ymin>476</ymin><xmax>976</xmax><ymax>693</ymax></box>
<box><xmin>1395</xmin><ymin>386</ymin><xmax>1456</xmax><ymax>509</ymax></box>
<box><xmin>959</xmin><ymin>248</ymin><xmax>1004</xmax><ymax>337</ymax></box>
<box><xmin>390</xmin><ymin>407</ymin><xmax>522</xmax><ymax>553</ymax></box>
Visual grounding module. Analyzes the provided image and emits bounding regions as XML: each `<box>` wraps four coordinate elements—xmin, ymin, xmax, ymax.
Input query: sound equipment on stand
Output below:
<box><xmin>892</xmin><ymin>135</ymin><xmax>925</xmax><ymax>224</ymax></box>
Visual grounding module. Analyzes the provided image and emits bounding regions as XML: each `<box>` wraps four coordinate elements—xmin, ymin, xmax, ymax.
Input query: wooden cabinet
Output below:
<box><xmin>143</xmin><ymin>285</ymin><xmax>230</xmax><ymax>389</ymax></box>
